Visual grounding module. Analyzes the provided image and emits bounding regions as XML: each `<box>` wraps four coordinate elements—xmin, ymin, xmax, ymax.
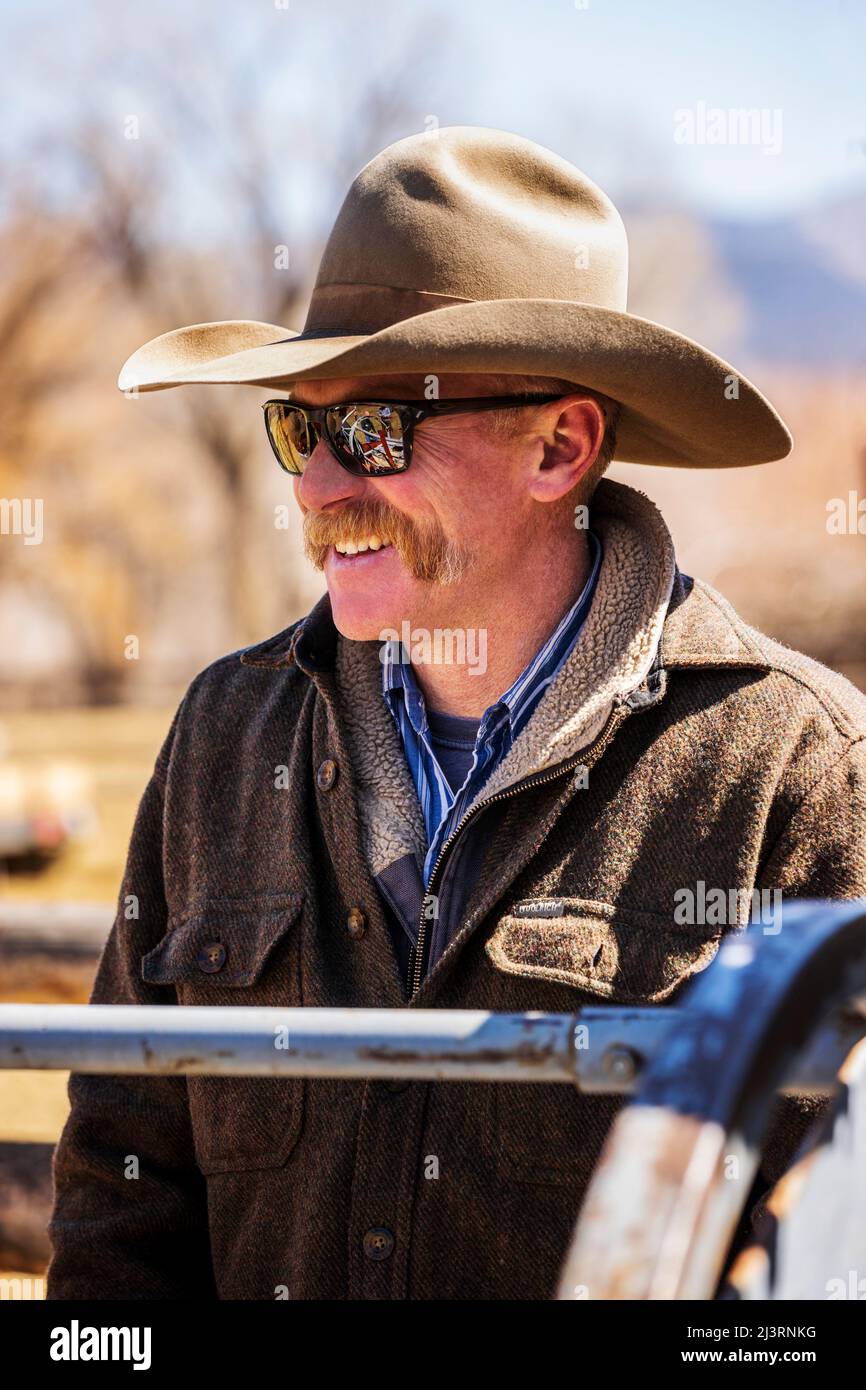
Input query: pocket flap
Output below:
<box><xmin>142</xmin><ymin>891</ymin><xmax>304</xmax><ymax>989</ymax></box>
<box><xmin>486</xmin><ymin>896</ymin><xmax>721</xmax><ymax>1004</ymax></box>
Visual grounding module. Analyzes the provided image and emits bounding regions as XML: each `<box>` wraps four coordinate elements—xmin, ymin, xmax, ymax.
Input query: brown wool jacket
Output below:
<box><xmin>47</xmin><ymin>479</ymin><xmax>866</xmax><ymax>1301</ymax></box>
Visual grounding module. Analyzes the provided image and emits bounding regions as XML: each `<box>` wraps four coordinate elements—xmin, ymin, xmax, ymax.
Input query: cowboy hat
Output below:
<box><xmin>117</xmin><ymin>125</ymin><xmax>791</xmax><ymax>469</ymax></box>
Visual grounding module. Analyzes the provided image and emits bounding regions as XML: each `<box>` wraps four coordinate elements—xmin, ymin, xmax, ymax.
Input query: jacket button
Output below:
<box><xmin>316</xmin><ymin>758</ymin><xmax>339</xmax><ymax>791</ymax></box>
<box><xmin>197</xmin><ymin>942</ymin><xmax>226</xmax><ymax>973</ymax></box>
<box><xmin>346</xmin><ymin>906</ymin><xmax>367</xmax><ymax>940</ymax></box>
<box><xmin>363</xmin><ymin>1227</ymin><xmax>395</xmax><ymax>1261</ymax></box>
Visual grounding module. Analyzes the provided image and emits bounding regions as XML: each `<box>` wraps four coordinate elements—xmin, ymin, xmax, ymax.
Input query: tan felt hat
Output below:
<box><xmin>118</xmin><ymin>125</ymin><xmax>792</xmax><ymax>469</ymax></box>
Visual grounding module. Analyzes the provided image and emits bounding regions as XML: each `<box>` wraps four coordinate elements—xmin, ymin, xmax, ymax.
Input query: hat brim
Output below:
<box><xmin>117</xmin><ymin>299</ymin><xmax>792</xmax><ymax>469</ymax></box>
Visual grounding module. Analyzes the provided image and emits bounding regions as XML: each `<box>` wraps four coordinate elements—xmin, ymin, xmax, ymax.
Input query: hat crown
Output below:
<box><xmin>305</xmin><ymin>126</ymin><xmax>628</xmax><ymax>335</ymax></box>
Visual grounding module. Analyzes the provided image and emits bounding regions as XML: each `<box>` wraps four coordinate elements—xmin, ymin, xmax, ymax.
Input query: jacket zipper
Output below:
<box><xmin>408</xmin><ymin>703</ymin><xmax>630</xmax><ymax>999</ymax></box>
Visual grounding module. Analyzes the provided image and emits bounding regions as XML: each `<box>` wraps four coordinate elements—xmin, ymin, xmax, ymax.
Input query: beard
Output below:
<box><xmin>303</xmin><ymin>495</ymin><xmax>471</xmax><ymax>585</ymax></box>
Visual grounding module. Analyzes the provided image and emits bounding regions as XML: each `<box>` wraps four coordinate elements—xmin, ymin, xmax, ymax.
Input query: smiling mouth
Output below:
<box><xmin>332</xmin><ymin>534</ymin><xmax>392</xmax><ymax>556</ymax></box>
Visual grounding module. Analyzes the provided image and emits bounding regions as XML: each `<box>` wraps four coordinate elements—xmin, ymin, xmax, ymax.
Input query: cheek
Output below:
<box><xmin>444</xmin><ymin>462</ymin><xmax>526</xmax><ymax>544</ymax></box>
<box><xmin>369</xmin><ymin>474</ymin><xmax>429</xmax><ymax>522</ymax></box>
<box><xmin>409</xmin><ymin>436</ymin><xmax>522</xmax><ymax>529</ymax></box>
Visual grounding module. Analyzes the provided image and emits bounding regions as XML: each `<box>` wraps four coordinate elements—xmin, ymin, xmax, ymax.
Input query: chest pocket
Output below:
<box><xmin>484</xmin><ymin>896</ymin><xmax>723</xmax><ymax>1186</ymax></box>
<box><xmin>142</xmin><ymin>891</ymin><xmax>305</xmax><ymax>1174</ymax></box>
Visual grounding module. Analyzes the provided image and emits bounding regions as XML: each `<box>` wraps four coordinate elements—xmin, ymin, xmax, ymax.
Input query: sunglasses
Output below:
<box><xmin>262</xmin><ymin>394</ymin><xmax>564</xmax><ymax>478</ymax></box>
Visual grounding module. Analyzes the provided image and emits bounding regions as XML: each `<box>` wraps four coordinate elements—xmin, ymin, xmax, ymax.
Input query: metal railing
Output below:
<box><xmin>3</xmin><ymin>899</ymin><xmax>866</xmax><ymax>1298</ymax></box>
<box><xmin>0</xmin><ymin>997</ymin><xmax>862</xmax><ymax>1094</ymax></box>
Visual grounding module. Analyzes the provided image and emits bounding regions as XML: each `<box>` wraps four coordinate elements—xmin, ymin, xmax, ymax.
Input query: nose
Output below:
<box><xmin>295</xmin><ymin>435</ymin><xmax>368</xmax><ymax>513</ymax></box>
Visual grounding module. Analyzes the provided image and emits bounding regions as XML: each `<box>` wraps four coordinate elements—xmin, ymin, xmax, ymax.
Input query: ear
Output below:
<box><xmin>526</xmin><ymin>396</ymin><xmax>605</xmax><ymax>504</ymax></box>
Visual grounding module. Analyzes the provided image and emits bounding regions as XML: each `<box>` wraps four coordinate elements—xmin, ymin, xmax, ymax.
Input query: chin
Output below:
<box><xmin>324</xmin><ymin>544</ymin><xmax>418</xmax><ymax>642</ymax></box>
<box><xmin>325</xmin><ymin>581</ymin><xmax>404</xmax><ymax>644</ymax></box>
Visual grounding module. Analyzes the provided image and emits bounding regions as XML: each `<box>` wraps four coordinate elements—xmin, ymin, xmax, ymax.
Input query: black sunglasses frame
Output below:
<box><xmin>261</xmin><ymin>394</ymin><xmax>565</xmax><ymax>478</ymax></box>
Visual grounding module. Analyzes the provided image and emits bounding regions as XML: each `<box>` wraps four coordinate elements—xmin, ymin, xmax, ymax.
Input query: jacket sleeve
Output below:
<box><xmin>752</xmin><ymin>735</ymin><xmax>866</xmax><ymax>1189</ymax></box>
<box><xmin>46</xmin><ymin>706</ymin><xmax>216</xmax><ymax>1300</ymax></box>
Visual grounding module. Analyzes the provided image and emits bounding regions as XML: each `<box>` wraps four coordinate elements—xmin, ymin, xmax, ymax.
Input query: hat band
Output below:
<box><xmin>303</xmin><ymin>283</ymin><xmax>472</xmax><ymax>336</ymax></box>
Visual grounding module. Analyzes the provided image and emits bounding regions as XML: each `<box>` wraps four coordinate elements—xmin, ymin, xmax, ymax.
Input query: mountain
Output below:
<box><xmin>622</xmin><ymin>190</ymin><xmax>866</xmax><ymax>367</ymax></box>
<box><xmin>708</xmin><ymin>192</ymin><xmax>866</xmax><ymax>365</ymax></box>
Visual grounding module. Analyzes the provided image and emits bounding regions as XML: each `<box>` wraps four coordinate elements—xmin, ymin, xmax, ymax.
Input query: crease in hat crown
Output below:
<box><xmin>303</xmin><ymin>126</ymin><xmax>630</xmax><ymax>337</ymax></box>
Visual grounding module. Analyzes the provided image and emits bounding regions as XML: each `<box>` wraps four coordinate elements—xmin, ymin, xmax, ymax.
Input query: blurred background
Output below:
<box><xmin>0</xmin><ymin>0</ymin><xmax>864</xmax><ymax>1292</ymax></box>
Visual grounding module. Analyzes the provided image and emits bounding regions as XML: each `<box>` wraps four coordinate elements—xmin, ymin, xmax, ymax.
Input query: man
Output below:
<box><xmin>48</xmin><ymin>127</ymin><xmax>866</xmax><ymax>1300</ymax></box>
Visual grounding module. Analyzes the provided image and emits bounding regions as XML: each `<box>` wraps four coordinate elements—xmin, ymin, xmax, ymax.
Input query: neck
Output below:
<box><xmin>408</xmin><ymin>533</ymin><xmax>593</xmax><ymax>718</ymax></box>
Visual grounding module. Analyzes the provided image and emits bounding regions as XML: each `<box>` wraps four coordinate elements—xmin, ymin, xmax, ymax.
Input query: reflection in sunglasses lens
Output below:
<box><xmin>285</xmin><ymin>410</ymin><xmax>312</xmax><ymax>464</ymax></box>
<box><xmin>330</xmin><ymin>406</ymin><xmax>407</xmax><ymax>474</ymax></box>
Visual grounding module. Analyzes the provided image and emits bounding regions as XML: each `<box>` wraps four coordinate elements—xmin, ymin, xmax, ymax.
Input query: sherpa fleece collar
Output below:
<box><xmin>260</xmin><ymin>479</ymin><xmax>679</xmax><ymax>878</ymax></box>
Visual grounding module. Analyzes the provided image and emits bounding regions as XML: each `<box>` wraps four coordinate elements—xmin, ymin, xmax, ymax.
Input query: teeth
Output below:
<box><xmin>335</xmin><ymin>535</ymin><xmax>389</xmax><ymax>555</ymax></box>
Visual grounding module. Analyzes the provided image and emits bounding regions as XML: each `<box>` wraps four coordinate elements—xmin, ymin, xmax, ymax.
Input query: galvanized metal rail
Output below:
<box><xmin>0</xmin><ymin>1005</ymin><xmax>580</xmax><ymax>1081</ymax></box>
<box><xmin>0</xmin><ymin>999</ymin><xmax>862</xmax><ymax>1093</ymax></box>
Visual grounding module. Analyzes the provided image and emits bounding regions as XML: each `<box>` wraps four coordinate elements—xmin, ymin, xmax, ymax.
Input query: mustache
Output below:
<box><xmin>302</xmin><ymin>497</ymin><xmax>470</xmax><ymax>585</ymax></box>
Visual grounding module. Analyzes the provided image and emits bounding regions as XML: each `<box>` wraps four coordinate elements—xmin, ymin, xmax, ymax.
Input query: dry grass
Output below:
<box><xmin>0</xmin><ymin>709</ymin><xmax>169</xmax><ymax>1301</ymax></box>
<box><xmin>0</xmin><ymin>706</ymin><xmax>171</xmax><ymax>905</ymax></box>
<box><xmin>0</xmin><ymin>1074</ymin><xmax>69</xmax><ymax>1300</ymax></box>
<box><xmin>0</xmin><ymin>1071</ymin><xmax>70</xmax><ymax>1143</ymax></box>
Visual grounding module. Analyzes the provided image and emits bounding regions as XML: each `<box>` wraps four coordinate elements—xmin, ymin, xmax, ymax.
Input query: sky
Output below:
<box><xmin>457</xmin><ymin>0</ymin><xmax>866</xmax><ymax>217</ymax></box>
<box><xmin>1</xmin><ymin>0</ymin><xmax>864</xmax><ymax>223</ymax></box>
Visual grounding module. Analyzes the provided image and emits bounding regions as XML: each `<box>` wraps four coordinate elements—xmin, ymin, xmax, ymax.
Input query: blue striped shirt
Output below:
<box><xmin>382</xmin><ymin>530</ymin><xmax>603</xmax><ymax>885</ymax></box>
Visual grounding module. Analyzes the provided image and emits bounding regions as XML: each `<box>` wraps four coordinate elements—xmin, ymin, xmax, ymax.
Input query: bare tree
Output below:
<box><xmin>1</xmin><ymin>0</ymin><xmax>452</xmax><ymax>694</ymax></box>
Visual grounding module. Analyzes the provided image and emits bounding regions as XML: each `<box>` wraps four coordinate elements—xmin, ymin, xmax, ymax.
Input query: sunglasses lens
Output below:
<box><xmin>265</xmin><ymin>405</ymin><xmax>313</xmax><ymax>474</ymax></box>
<box><xmin>326</xmin><ymin>404</ymin><xmax>410</xmax><ymax>475</ymax></box>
